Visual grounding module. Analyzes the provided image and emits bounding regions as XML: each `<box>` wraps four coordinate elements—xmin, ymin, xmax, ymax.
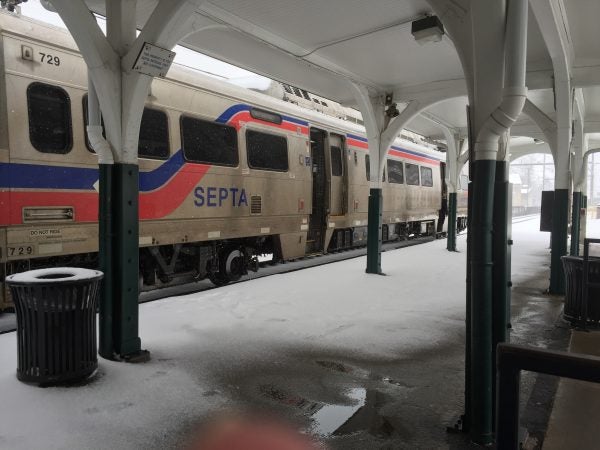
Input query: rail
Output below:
<box><xmin>496</xmin><ymin>343</ymin><xmax>600</xmax><ymax>449</ymax></box>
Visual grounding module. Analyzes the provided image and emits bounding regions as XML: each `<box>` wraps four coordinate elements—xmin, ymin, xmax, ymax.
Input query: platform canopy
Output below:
<box><xmin>79</xmin><ymin>0</ymin><xmax>600</xmax><ymax>146</ymax></box>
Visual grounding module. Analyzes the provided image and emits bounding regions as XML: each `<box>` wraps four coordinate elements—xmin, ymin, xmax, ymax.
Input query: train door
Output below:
<box><xmin>329</xmin><ymin>134</ymin><xmax>347</xmax><ymax>216</ymax></box>
<box><xmin>437</xmin><ymin>161</ymin><xmax>448</xmax><ymax>232</ymax></box>
<box><xmin>306</xmin><ymin>128</ymin><xmax>328</xmax><ymax>254</ymax></box>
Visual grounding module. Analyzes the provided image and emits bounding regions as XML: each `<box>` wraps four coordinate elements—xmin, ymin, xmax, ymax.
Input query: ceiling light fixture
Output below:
<box><xmin>411</xmin><ymin>15</ymin><xmax>444</xmax><ymax>45</ymax></box>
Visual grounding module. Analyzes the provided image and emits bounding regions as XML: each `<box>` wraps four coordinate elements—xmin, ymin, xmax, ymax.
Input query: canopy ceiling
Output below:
<box><xmin>82</xmin><ymin>0</ymin><xmax>599</xmax><ymax>146</ymax></box>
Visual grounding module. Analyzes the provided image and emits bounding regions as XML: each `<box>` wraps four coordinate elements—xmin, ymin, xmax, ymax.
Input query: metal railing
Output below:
<box><xmin>496</xmin><ymin>343</ymin><xmax>600</xmax><ymax>449</ymax></box>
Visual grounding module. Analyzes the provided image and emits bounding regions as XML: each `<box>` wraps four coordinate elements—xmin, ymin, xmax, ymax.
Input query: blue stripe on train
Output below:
<box><xmin>0</xmin><ymin>150</ymin><xmax>186</xmax><ymax>191</ymax></box>
<box><xmin>0</xmin><ymin>162</ymin><xmax>98</xmax><ymax>190</ymax></box>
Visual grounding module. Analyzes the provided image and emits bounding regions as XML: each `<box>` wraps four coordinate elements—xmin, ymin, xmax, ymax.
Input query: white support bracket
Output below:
<box><xmin>522</xmin><ymin>99</ymin><xmax>558</xmax><ymax>158</ymax></box>
<box><xmin>52</xmin><ymin>0</ymin><xmax>204</xmax><ymax>164</ymax></box>
<box><xmin>349</xmin><ymin>81</ymin><xmax>459</xmax><ymax>187</ymax></box>
<box><xmin>420</xmin><ymin>114</ymin><xmax>465</xmax><ymax>193</ymax></box>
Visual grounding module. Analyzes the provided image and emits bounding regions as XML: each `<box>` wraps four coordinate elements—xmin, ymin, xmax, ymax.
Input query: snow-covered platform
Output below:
<box><xmin>0</xmin><ymin>217</ymin><xmax>571</xmax><ymax>449</ymax></box>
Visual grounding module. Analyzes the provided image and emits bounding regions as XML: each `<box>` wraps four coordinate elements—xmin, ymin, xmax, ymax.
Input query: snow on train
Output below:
<box><xmin>0</xmin><ymin>12</ymin><xmax>467</xmax><ymax>309</ymax></box>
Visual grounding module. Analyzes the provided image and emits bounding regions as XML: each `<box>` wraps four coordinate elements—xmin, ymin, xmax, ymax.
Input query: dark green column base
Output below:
<box><xmin>99</xmin><ymin>163</ymin><xmax>114</xmax><ymax>360</ymax></box>
<box><xmin>447</xmin><ymin>192</ymin><xmax>458</xmax><ymax>251</ymax></box>
<box><xmin>549</xmin><ymin>189</ymin><xmax>569</xmax><ymax>294</ymax></box>
<box><xmin>113</xmin><ymin>164</ymin><xmax>143</xmax><ymax>358</ymax></box>
<box><xmin>366</xmin><ymin>188</ymin><xmax>383</xmax><ymax>275</ymax></box>
<box><xmin>99</xmin><ymin>163</ymin><xmax>146</xmax><ymax>360</ymax></box>
<box><xmin>469</xmin><ymin>159</ymin><xmax>496</xmax><ymax>446</ymax></box>
<box><xmin>570</xmin><ymin>192</ymin><xmax>582</xmax><ymax>256</ymax></box>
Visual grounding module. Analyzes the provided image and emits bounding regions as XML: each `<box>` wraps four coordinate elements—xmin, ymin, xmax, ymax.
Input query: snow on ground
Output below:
<box><xmin>0</xmin><ymin>217</ymin><xmax>551</xmax><ymax>449</ymax></box>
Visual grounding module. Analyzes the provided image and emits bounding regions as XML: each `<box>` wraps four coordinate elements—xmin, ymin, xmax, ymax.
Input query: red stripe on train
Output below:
<box><xmin>228</xmin><ymin>111</ymin><xmax>310</xmax><ymax>135</ymax></box>
<box><xmin>2</xmin><ymin>163</ymin><xmax>210</xmax><ymax>225</ymax></box>
<box><xmin>7</xmin><ymin>191</ymin><xmax>99</xmax><ymax>224</ymax></box>
<box><xmin>139</xmin><ymin>163</ymin><xmax>209</xmax><ymax>219</ymax></box>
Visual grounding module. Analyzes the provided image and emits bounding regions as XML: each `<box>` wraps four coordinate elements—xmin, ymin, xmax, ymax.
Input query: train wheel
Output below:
<box><xmin>208</xmin><ymin>247</ymin><xmax>245</xmax><ymax>287</ymax></box>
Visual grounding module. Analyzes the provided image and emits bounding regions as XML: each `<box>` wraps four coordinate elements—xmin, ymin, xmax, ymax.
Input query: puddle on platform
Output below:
<box><xmin>259</xmin><ymin>382</ymin><xmax>400</xmax><ymax>437</ymax></box>
<box><xmin>310</xmin><ymin>387</ymin><xmax>366</xmax><ymax>436</ymax></box>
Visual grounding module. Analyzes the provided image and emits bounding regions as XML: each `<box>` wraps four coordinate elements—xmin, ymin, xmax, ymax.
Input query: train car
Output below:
<box><xmin>0</xmin><ymin>12</ymin><xmax>466</xmax><ymax>309</ymax></box>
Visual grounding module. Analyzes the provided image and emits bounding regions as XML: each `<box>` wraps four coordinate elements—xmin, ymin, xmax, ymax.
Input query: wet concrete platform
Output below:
<box><xmin>0</xmin><ymin>216</ymin><xmax>571</xmax><ymax>449</ymax></box>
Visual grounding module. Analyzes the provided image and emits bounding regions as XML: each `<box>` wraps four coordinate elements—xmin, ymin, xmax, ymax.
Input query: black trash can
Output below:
<box><xmin>5</xmin><ymin>267</ymin><xmax>103</xmax><ymax>384</ymax></box>
<box><xmin>562</xmin><ymin>255</ymin><xmax>600</xmax><ymax>327</ymax></box>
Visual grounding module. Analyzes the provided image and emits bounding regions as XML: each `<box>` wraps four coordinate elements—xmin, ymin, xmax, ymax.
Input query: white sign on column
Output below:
<box><xmin>132</xmin><ymin>42</ymin><xmax>175</xmax><ymax>78</ymax></box>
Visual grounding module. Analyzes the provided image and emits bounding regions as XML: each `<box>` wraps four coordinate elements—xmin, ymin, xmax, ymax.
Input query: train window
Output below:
<box><xmin>246</xmin><ymin>130</ymin><xmax>288</xmax><ymax>172</ymax></box>
<box><xmin>82</xmin><ymin>95</ymin><xmax>106</xmax><ymax>153</ymax></box>
<box><xmin>27</xmin><ymin>82</ymin><xmax>72</xmax><ymax>154</ymax></box>
<box><xmin>331</xmin><ymin>146</ymin><xmax>343</xmax><ymax>176</ymax></box>
<box><xmin>460</xmin><ymin>174</ymin><xmax>469</xmax><ymax>190</ymax></box>
<box><xmin>250</xmin><ymin>107</ymin><xmax>282</xmax><ymax>125</ymax></box>
<box><xmin>420</xmin><ymin>166</ymin><xmax>433</xmax><ymax>187</ymax></box>
<box><xmin>139</xmin><ymin>108</ymin><xmax>169</xmax><ymax>159</ymax></box>
<box><xmin>292</xmin><ymin>87</ymin><xmax>303</xmax><ymax>97</ymax></box>
<box><xmin>181</xmin><ymin>115</ymin><xmax>238</xmax><ymax>166</ymax></box>
<box><xmin>365</xmin><ymin>155</ymin><xmax>385</xmax><ymax>182</ymax></box>
<box><xmin>388</xmin><ymin>160</ymin><xmax>404</xmax><ymax>184</ymax></box>
<box><xmin>283</xmin><ymin>84</ymin><xmax>293</xmax><ymax>94</ymax></box>
<box><xmin>300</xmin><ymin>89</ymin><xmax>311</xmax><ymax>100</ymax></box>
<box><xmin>406</xmin><ymin>163</ymin><xmax>420</xmax><ymax>185</ymax></box>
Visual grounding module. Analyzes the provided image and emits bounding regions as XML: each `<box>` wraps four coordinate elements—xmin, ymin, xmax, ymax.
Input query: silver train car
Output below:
<box><xmin>0</xmin><ymin>12</ymin><xmax>467</xmax><ymax>309</ymax></box>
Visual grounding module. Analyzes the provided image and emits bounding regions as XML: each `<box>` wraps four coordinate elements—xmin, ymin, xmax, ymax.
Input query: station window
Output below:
<box><xmin>82</xmin><ymin>94</ymin><xmax>106</xmax><ymax>153</ymax></box>
<box><xmin>27</xmin><ymin>82</ymin><xmax>72</xmax><ymax>154</ymax></box>
<box><xmin>246</xmin><ymin>130</ymin><xmax>288</xmax><ymax>172</ymax></box>
<box><xmin>460</xmin><ymin>174</ymin><xmax>469</xmax><ymax>190</ymax></box>
<box><xmin>406</xmin><ymin>163</ymin><xmax>420</xmax><ymax>185</ymax></box>
<box><xmin>365</xmin><ymin>155</ymin><xmax>385</xmax><ymax>182</ymax></box>
<box><xmin>138</xmin><ymin>108</ymin><xmax>170</xmax><ymax>160</ymax></box>
<box><xmin>331</xmin><ymin>146</ymin><xmax>343</xmax><ymax>176</ymax></box>
<box><xmin>181</xmin><ymin>115</ymin><xmax>238</xmax><ymax>166</ymax></box>
<box><xmin>388</xmin><ymin>159</ymin><xmax>404</xmax><ymax>184</ymax></box>
<box><xmin>420</xmin><ymin>166</ymin><xmax>433</xmax><ymax>187</ymax></box>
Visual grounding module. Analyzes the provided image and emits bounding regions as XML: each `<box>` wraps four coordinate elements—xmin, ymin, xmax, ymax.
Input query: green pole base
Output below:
<box><xmin>98</xmin><ymin>163</ymin><xmax>146</xmax><ymax>361</ymax></box>
<box><xmin>366</xmin><ymin>188</ymin><xmax>383</xmax><ymax>275</ymax></box>
<box><xmin>447</xmin><ymin>192</ymin><xmax>458</xmax><ymax>251</ymax></box>
<box><xmin>549</xmin><ymin>189</ymin><xmax>569</xmax><ymax>294</ymax></box>
<box><xmin>570</xmin><ymin>192</ymin><xmax>582</xmax><ymax>256</ymax></box>
<box><xmin>98</xmin><ymin>163</ymin><xmax>114</xmax><ymax>360</ymax></box>
<box><xmin>469</xmin><ymin>159</ymin><xmax>496</xmax><ymax>445</ymax></box>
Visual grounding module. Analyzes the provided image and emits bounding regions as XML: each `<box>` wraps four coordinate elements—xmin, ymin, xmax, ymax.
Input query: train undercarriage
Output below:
<box><xmin>2</xmin><ymin>217</ymin><xmax>467</xmax><ymax>309</ymax></box>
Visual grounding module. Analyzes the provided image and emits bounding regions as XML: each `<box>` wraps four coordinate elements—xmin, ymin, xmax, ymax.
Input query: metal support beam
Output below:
<box><xmin>469</xmin><ymin>159</ymin><xmax>497</xmax><ymax>444</ymax></box>
<box><xmin>571</xmin><ymin>191</ymin><xmax>582</xmax><ymax>256</ymax></box>
<box><xmin>52</xmin><ymin>0</ymin><xmax>201</xmax><ymax>360</ymax></box>
<box><xmin>550</xmin><ymin>189</ymin><xmax>569</xmax><ymax>294</ymax></box>
<box><xmin>492</xmin><ymin>159</ymin><xmax>512</xmax><ymax>410</ymax></box>
<box><xmin>366</xmin><ymin>188</ymin><xmax>383</xmax><ymax>274</ymax></box>
<box><xmin>349</xmin><ymin>82</ymin><xmax>456</xmax><ymax>273</ymax></box>
<box><xmin>447</xmin><ymin>193</ymin><xmax>457</xmax><ymax>251</ymax></box>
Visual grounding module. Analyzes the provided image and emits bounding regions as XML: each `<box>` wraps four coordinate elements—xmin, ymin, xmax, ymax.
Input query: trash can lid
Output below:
<box><xmin>6</xmin><ymin>267</ymin><xmax>103</xmax><ymax>284</ymax></box>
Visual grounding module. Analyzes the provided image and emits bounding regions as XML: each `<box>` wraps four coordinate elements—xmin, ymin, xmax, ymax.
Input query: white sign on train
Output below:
<box><xmin>30</xmin><ymin>229</ymin><xmax>61</xmax><ymax>237</ymax></box>
<box><xmin>132</xmin><ymin>42</ymin><xmax>175</xmax><ymax>78</ymax></box>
